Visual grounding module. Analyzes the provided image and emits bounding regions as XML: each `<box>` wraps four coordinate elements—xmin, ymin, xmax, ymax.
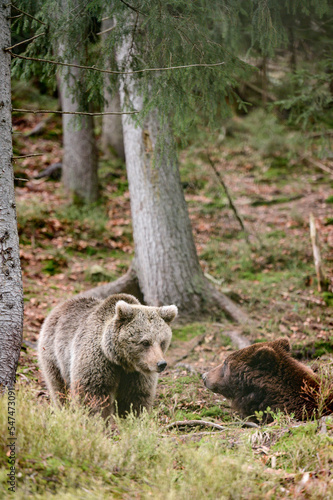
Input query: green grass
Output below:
<box><xmin>1</xmin><ymin>387</ymin><xmax>332</xmax><ymax>498</ymax></box>
<box><xmin>272</xmin><ymin>421</ymin><xmax>333</xmax><ymax>472</ymax></box>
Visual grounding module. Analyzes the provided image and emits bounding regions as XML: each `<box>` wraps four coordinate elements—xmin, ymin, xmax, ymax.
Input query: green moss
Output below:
<box><xmin>292</xmin><ymin>339</ymin><xmax>333</xmax><ymax>359</ymax></box>
<box><xmin>322</xmin><ymin>292</ymin><xmax>333</xmax><ymax>306</ymax></box>
<box><xmin>42</xmin><ymin>254</ymin><xmax>68</xmax><ymax>275</ymax></box>
<box><xmin>172</xmin><ymin>323</ymin><xmax>206</xmax><ymax>342</ymax></box>
<box><xmin>164</xmin><ymin>374</ymin><xmax>201</xmax><ymax>393</ymax></box>
<box><xmin>200</xmin><ymin>406</ymin><xmax>229</xmax><ymax>419</ymax></box>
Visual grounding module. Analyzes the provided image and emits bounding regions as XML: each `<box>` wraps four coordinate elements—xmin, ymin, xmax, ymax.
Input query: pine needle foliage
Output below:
<box><xmin>11</xmin><ymin>0</ymin><xmax>252</xmax><ymax>136</ymax></box>
<box><xmin>275</xmin><ymin>67</ymin><xmax>333</xmax><ymax>129</ymax></box>
<box><xmin>11</xmin><ymin>0</ymin><xmax>332</xmax><ymax>135</ymax></box>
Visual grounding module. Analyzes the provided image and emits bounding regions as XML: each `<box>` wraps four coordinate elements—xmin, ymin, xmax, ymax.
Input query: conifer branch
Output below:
<box><xmin>5</xmin><ymin>33</ymin><xmax>45</xmax><ymax>51</ymax></box>
<box><xmin>8</xmin><ymin>50</ymin><xmax>225</xmax><ymax>76</ymax></box>
<box><xmin>207</xmin><ymin>154</ymin><xmax>250</xmax><ymax>243</ymax></box>
<box><xmin>10</xmin><ymin>5</ymin><xmax>47</xmax><ymax>25</ymax></box>
<box><xmin>12</xmin><ymin>108</ymin><xmax>139</xmax><ymax>116</ymax></box>
<box><xmin>12</xmin><ymin>154</ymin><xmax>44</xmax><ymax>159</ymax></box>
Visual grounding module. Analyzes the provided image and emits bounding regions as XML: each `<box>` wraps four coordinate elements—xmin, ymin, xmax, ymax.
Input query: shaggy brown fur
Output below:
<box><xmin>203</xmin><ymin>338</ymin><xmax>333</xmax><ymax>422</ymax></box>
<box><xmin>38</xmin><ymin>293</ymin><xmax>177</xmax><ymax>419</ymax></box>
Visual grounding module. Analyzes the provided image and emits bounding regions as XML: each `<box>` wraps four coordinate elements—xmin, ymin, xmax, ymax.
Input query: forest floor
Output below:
<box><xmin>1</xmin><ymin>83</ymin><xmax>333</xmax><ymax>498</ymax></box>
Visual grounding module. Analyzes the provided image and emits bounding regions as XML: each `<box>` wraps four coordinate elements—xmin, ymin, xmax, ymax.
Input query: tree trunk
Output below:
<box><xmin>122</xmin><ymin>104</ymin><xmax>206</xmax><ymax>312</ymax></box>
<box><xmin>0</xmin><ymin>4</ymin><xmax>24</xmax><ymax>390</ymax></box>
<box><xmin>58</xmin><ymin>67</ymin><xmax>99</xmax><ymax>203</ymax></box>
<box><xmin>101</xmin><ymin>18</ymin><xmax>125</xmax><ymax>160</ymax></box>
<box><xmin>81</xmin><ymin>33</ymin><xmax>248</xmax><ymax>323</ymax></box>
<box><xmin>57</xmin><ymin>0</ymin><xmax>99</xmax><ymax>204</ymax></box>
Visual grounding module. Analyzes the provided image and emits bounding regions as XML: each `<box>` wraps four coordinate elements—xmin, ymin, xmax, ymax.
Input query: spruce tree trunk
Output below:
<box><xmin>57</xmin><ymin>0</ymin><xmax>99</xmax><ymax>204</ymax></box>
<box><xmin>0</xmin><ymin>4</ymin><xmax>24</xmax><ymax>390</ymax></box>
<box><xmin>101</xmin><ymin>18</ymin><xmax>125</xmax><ymax>160</ymax></box>
<box><xmin>58</xmin><ymin>64</ymin><xmax>99</xmax><ymax>203</ymax></box>
<box><xmin>101</xmin><ymin>88</ymin><xmax>124</xmax><ymax>159</ymax></box>
<box><xmin>121</xmin><ymin>101</ymin><xmax>206</xmax><ymax>312</ymax></box>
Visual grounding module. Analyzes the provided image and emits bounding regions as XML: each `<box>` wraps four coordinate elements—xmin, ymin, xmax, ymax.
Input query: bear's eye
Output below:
<box><xmin>141</xmin><ymin>340</ymin><xmax>150</xmax><ymax>348</ymax></box>
<box><xmin>161</xmin><ymin>341</ymin><xmax>166</xmax><ymax>350</ymax></box>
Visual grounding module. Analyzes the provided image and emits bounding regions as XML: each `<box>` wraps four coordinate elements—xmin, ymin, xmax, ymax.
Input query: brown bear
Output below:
<box><xmin>38</xmin><ymin>293</ymin><xmax>177</xmax><ymax>419</ymax></box>
<box><xmin>202</xmin><ymin>338</ymin><xmax>333</xmax><ymax>422</ymax></box>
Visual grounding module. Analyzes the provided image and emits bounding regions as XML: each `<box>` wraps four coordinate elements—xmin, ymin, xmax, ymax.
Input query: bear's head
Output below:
<box><xmin>102</xmin><ymin>300</ymin><xmax>178</xmax><ymax>374</ymax></box>
<box><xmin>202</xmin><ymin>338</ymin><xmax>291</xmax><ymax>398</ymax></box>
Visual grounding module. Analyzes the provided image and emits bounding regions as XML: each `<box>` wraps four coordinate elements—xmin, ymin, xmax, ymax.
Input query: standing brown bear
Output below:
<box><xmin>38</xmin><ymin>293</ymin><xmax>177</xmax><ymax>419</ymax></box>
<box><xmin>203</xmin><ymin>338</ymin><xmax>333</xmax><ymax>421</ymax></box>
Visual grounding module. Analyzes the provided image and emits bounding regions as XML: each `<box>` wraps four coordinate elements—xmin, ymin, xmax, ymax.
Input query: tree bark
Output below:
<box><xmin>0</xmin><ymin>3</ymin><xmax>24</xmax><ymax>390</ymax></box>
<box><xmin>58</xmin><ymin>66</ymin><xmax>99</xmax><ymax>203</ymax></box>
<box><xmin>101</xmin><ymin>18</ymin><xmax>125</xmax><ymax>160</ymax></box>
<box><xmin>82</xmin><ymin>33</ymin><xmax>248</xmax><ymax>323</ymax></box>
<box><xmin>57</xmin><ymin>0</ymin><xmax>99</xmax><ymax>204</ymax></box>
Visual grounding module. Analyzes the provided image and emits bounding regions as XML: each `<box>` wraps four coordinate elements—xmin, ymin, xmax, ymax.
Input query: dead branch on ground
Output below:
<box><xmin>165</xmin><ymin>420</ymin><xmax>225</xmax><ymax>431</ymax></box>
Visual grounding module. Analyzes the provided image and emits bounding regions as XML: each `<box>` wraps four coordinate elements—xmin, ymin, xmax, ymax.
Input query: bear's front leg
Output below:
<box><xmin>70</xmin><ymin>357</ymin><xmax>120</xmax><ymax>418</ymax></box>
<box><xmin>116</xmin><ymin>371</ymin><xmax>158</xmax><ymax>417</ymax></box>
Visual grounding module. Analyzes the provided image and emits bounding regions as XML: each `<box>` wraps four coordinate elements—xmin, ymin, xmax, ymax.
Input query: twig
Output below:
<box><xmin>304</xmin><ymin>156</ymin><xmax>333</xmax><ymax>178</ymax></box>
<box><xmin>207</xmin><ymin>154</ymin><xmax>250</xmax><ymax>243</ymax></box>
<box><xmin>8</xmin><ymin>51</ymin><xmax>225</xmax><ymax>76</ymax></box>
<box><xmin>204</xmin><ymin>272</ymin><xmax>224</xmax><ymax>286</ymax></box>
<box><xmin>97</xmin><ymin>25</ymin><xmax>116</xmax><ymax>36</ymax></box>
<box><xmin>12</xmin><ymin>108</ymin><xmax>138</xmax><ymax>116</ymax></box>
<box><xmin>306</xmin><ymin>129</ymin><xmax>333</xmax><ymax>138</ymax></box>
<box><xmin>5</xmin><ymin>32</ymin><xmax>45</xmax><ymax>51</ymax></box>
<box><xmin>299</xmin><ymin>295</ymin><xmax>326</xmax><ymax>306</ymax></box>
<box><xmin>10</xmin><ymin>5</ymin><xmax>47</xmax><ymax>25</ymax></box>
<box><xmin>165</xmin><ymin>420</ymin><xmax>225</xmax><ymax>431</ymax></box>
<box><xmin>14</xmin><ymin>177</ymin><xmax>29</xmax><ymax>182</ymax></box>
<box><xmin>241</xmin><ymin>80</ymin><xmax>276</xmax><ymax>102</ymax></box>
<box><xmin>12</xmin><ymin>153</ymin><xmax>43</xmax><ymax>159</ymax></box>
<box><xmin>119</xmin><ymin>0</ymin><xmax>147</xmax><ymax>16</ymax></box>
<box><xmin>161</xmin><ymin>431</ymin><xmax>225</xmax><ymax>439</ymax></box>
<box><xmin>242</xmin><ymin>421</ymin><xmax>259</xmax><ymax>428</ymax></box>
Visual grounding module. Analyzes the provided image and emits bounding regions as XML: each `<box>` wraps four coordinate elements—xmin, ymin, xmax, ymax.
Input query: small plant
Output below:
<box><xmin>301</xmin><ymin>369</ymin><xmax>333</xmax><ymax>420</ymax></box>
<box><xmin>42</xmin><ymin>252</ymin><xmax>68</xmax><ymax>275</ymax></box>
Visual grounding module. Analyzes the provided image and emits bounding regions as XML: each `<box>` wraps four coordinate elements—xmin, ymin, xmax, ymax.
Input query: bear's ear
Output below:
<box><xmin>114</xmin><ymin>300</ymin><xmax>136</xmax><ymax>322</ymax></box>
<box><xmin>248</xmin><ymin>346</ymin><xmax>278</xmax><ymax>372</ymax></box>
<box><xmin>273</xmin><ymin>337</ymin><xmax>290</xmax><ymax>353</ymax></box>
<box><xmin>159</xmin><ymin>305</ymin><xmax>178</xmax><ymax>323</ymax></box>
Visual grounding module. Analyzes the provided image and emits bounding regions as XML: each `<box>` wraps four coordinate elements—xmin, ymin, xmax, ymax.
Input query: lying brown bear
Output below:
<box><xmin>203</xmin><ymin>338</ymin><xmax>333</xmax><ymax>421</ymax></box>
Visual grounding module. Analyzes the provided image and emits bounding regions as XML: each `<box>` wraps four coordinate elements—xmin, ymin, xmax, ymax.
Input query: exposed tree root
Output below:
<box><xmin>80</xmin><ymin>264</ymin><xmax>249</xmax><ymax>324</ymax></box>
<box><xmin>213</xmin><ymin>324</ymin><xmax>251</xmax><ymax>350</ymax></box>
<box><xmin>207</xmin><ymin>283</ymin><xmax>250</xmax><ymax>324</ymax></box>
<box><xmin>79</xmin><ymin>263</ymin><xmax>144</xmax><ymax>302</ymax></box>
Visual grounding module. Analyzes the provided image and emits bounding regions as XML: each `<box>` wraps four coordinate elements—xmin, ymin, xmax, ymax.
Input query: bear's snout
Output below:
<box><xmin>202</xmin><ymin>366</ymin><xmax>223</xmax><ymax>392</ymax></box>
<box><xmin>157</xmin><ymin>360</ymin><xmax>167</xmax><ymax>373</ymax></box>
